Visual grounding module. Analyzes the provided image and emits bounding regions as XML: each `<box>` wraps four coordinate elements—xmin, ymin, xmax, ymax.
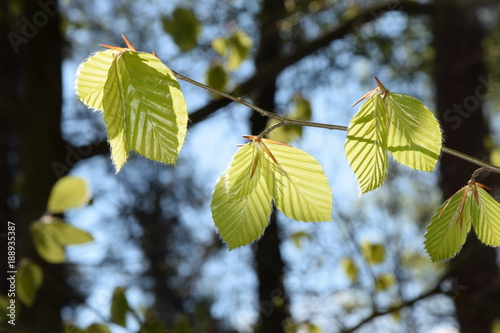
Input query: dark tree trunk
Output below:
<box><xmin>1</xmin><ymin>0</ymin><xmax>70</xmax><ymax>331</ymax></box>
<box><xmin>433</xmin><ymin>1</ymin><xmax>500</xmax><ymax>332</ymax></box>
<box><xmin>252</xmin><ymin>0</ymin><xmax>290</xmax><ymax>332</ymax></box>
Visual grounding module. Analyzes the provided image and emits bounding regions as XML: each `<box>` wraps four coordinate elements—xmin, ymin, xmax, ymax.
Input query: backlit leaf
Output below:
<box><xmin>471</xmin><ymin>187</ymin><xmax>500</xmax><ymax>246</ymax></box>
<box><xmin>205</xmin><ymin>62</ymin><xmax>228</xmax><ymax>93</ymax></box>
<box><xmin>263</xmin><ymin>141</ymin><xmax>332</xmax><ymax>222</ymax></box>
<box><xmin>385</xmin><ymin>93</ymin><xmax>441</xmax><ymax>171</ymax></box>
<box><xmin>47</xmin><ymin>176</ymin><xmax>90</xmax><ymax>213</ymax></box>
<box><xmin>424</xmin><ymin>186</ymin><xmax>473</xmax><ymax>262</ymax></box>
<box><xmin>76</xmin><ymin>49</ymin><xmax>188</xmax><ymax>173</ymax></box>
<box><xmin>211</xmin><ymin>154</ymin><xmax>273</xmax><ymax>250</ymax></box>
<box><xmin>17</xmin><ymin>258</ymin><xmax>43</xmax><ymax>307</ymax></box>
<box><xmin>345</xmin><ymin>93</ymin><xmax>388</xmax><ymax>194</ymax></box>
<box><xmin>84</xmin><ymin>324</ymin><xmax>112</xmax><ymax>333</ymax></box>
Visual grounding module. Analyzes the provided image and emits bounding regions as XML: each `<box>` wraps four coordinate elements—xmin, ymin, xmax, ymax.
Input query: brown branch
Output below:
<box><xmin>187</xmin><ymin>1</ymin><xmax>433</xmax><ymax>125</ymax></box>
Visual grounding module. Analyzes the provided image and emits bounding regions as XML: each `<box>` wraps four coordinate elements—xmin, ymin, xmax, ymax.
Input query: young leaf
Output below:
<box><xmin>424</xmin><ymin>186</ymin><xmax>473</xmax><ymax>262</ymax></box>
<box><xmin>212</xmin><ymin>139</ymin><xmax>332</xmax><ymax>249</ymax></box>
<box><xmin>75</xmin><ymin>46</ymin><xmax>188</xmax><ymax>173</ymax></box>
<box><xmin>205</xmin><ymin>62</ymin><xmax>228</xmax><ymax>93</ymax></box>
<box><xmin>47</xmin><ymin>176</ymin><xmax>90</xmax><ymax>213</ymax></box>
<box><xmin>470</xmin><ymin>186</ymin><xmax>500</xmax><ymax>246</ymax></box>
<box><xmin>262</xmin><ymin>140</ymin><xmax>332</xmax><ymax>222</ymax></box>
<box><xmin>75</xmin><ymin>50</ymin><xmax>115</xmax><ymax>112</ymax></box>
<box><xmin>385</xmin><ymin>93</ymin><xmax>442</xmax><ymax>171</ymax></box>
<box><xmin>111</xmin><ymin>287</ymin><xmax>130</xmax><ymax>327</ymax></box>
<box><xmin>345</xmin><ymin>93</ymin><xmax>389</xmax><ymax>194</ymax></box>
<box><xmin>211</xmin><ymin>148</ymin><xmax>273</xmax><ymax>250</ymax></box>
<box><xmin>17</xmin><ymin>258</ymin><xmax>43</xmax><ymax>307</ymax></box>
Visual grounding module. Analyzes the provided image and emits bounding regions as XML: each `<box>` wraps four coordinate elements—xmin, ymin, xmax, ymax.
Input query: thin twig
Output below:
<box><xmin>173</xmin><ymin>70</ymin><xmax>500</xmax><ymax>177</ymax></box>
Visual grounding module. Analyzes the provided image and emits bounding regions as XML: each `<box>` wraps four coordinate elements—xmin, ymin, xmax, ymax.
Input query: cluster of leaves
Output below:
<box><xmin>74</xmin><ymin>36</ymin><xmax>500</xmax><ymax>262</ymax></box>
<box><xmin>17</xmin><ymin>176</ymin><xmax>93</xmax><ymax>308</ymax></box>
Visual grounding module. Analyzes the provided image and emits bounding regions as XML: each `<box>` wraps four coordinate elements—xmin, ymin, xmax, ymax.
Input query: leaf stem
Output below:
<box><xmin>172</xmin><ymin>69</ymin><xmax>500</xmax><ymax>176</ymax></box>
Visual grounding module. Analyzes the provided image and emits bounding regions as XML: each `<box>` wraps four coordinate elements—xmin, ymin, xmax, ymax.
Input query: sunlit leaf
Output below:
<box><xmin>75</xmin><ymin>50</ymin><xmax>114</xmax><ymax>112</ymax></box>
<box><xmin>471</xmin><ymin>187</ymin><xmax>500</xmax><ymax>247</ymax></box>
<box><xmin>212</xmin><ymin>139</ymin><xmax>332</xmax><ymax>249</ymax></box>
<box><xmin>162</xmin><ymin>7</ymin><xmax>201</xmax><ymax>51</ymax></box>
<box><xmin>375</xmin><ymin>273</ymin><xmax>396</xmax><ymax>291</ymax></box>
<box><xmin>47</xmin><ymin>176</ymin><xmax>90</xmax><ymax>213</ymax></box>
<box><xmin>17</xmin><ymin>258</ymin><xmax>43</xmax><ymax>307</ymax></box>
<box><xmin>345</xmin><ymin>93</ymin><xmax>388</xmax><ymax>194</ymax></box>
<box><xmin>211</xmin><ymin>144</ymin><xmax>273</xmax><ymax>249</ymax></box>
<box><xmin>360</xmin><ymin>241</ymin><xmax>385</xmax><ymax>265</ymax></box>
<box><xmin>263</xmin><ymin>141</ymin><xmax>332</xmax><ymax>222</ymax></box>
<box><xmin>424</xmin><ymin>186</ymin><xmax>473</xmax><ymax>262</ymax></box>
<box><xmin>111</xmin><ymin>287</ymin><xmax>130</xmax><ymax>327</ymax></box>
<box><xmin>76</xmin><ymin>49</ymin><xmax>188</xmax><ymax>173</ymax></box>
<box><xmin>385</xmin><ymin>93</ymin><xmax>442</xmax><ymax>171</ymax></box>
<box><xmin>342</xmin><ymin>257</ymin><xmax>358</xmax><ymax>283</ymax></box>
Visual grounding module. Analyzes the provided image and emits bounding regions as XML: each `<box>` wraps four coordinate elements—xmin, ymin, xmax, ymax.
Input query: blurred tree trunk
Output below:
<box><xmin>433</xmin><ymin>1</ymin><xmax>500</xmax><ymax>332</ymax></box>
<box><xmin>252</xmin><ymin>0</ymin><xmax>290</xmax><ymax>332</ymax></box>
<box><xmin>1</xmin><ymin>0</ymin><xmax>70</xmax><ymax>331</ymax></box>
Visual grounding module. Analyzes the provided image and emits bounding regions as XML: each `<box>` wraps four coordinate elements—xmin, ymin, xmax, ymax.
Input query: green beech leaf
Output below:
<box><xmin>47</xmin><ymin>176</ymin><xmax>90</xmax><ymax>213</ymax></box>
<box><xmin>424</xmin><ymin>186</ymin><xmax>474</xmax><ymax>262</ymax></box>
<box><xmin>162</xmin><ymin>7</ymin><xmax>201</xmax><ymax>51</ymax></box>
<box><xmin>212</xmin><ymin>139</ymin><xmax>332</xmax><ymax>249</ymax></box>
<box><xmin>263</xmin><ymin>141</ymin><xmax>332</xmax><ymax>222</ymax></box>
<box><xmin>75</xmin><ymin>50</ymin><xmax>114</xmax><ymax>111</ymax></box>
<box><xmin>76</xmin><ymin>49</ymin><xmax>188</xmax><ymax>172</ymax></box>
<box><xmin>211</xmin><ymin>145</ymin><xmax>273</xmax><ymax>250</ymax></box>
<box><xmin>17</xmin><ymin>258</ymin><xmax>43</xmax><ymax>307</ymax></box>
<box><xmin>345</xmin><ymin>93</ymin><xmax>388</xmax><ymax>194</ymax></box>
<box><xmin>385</xmin><ymin>93</ymin><xmax>442</xmax><ymax>171</ymax></box>
<box><xmin>111</xmin><ymin>287</ymin><xmax>130</xmax><ymax>327</ymax></box>
<box><xmin>471</xmin><ymin>187</ymin><xmax>500</xmax><ymax>247</ymax></box>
